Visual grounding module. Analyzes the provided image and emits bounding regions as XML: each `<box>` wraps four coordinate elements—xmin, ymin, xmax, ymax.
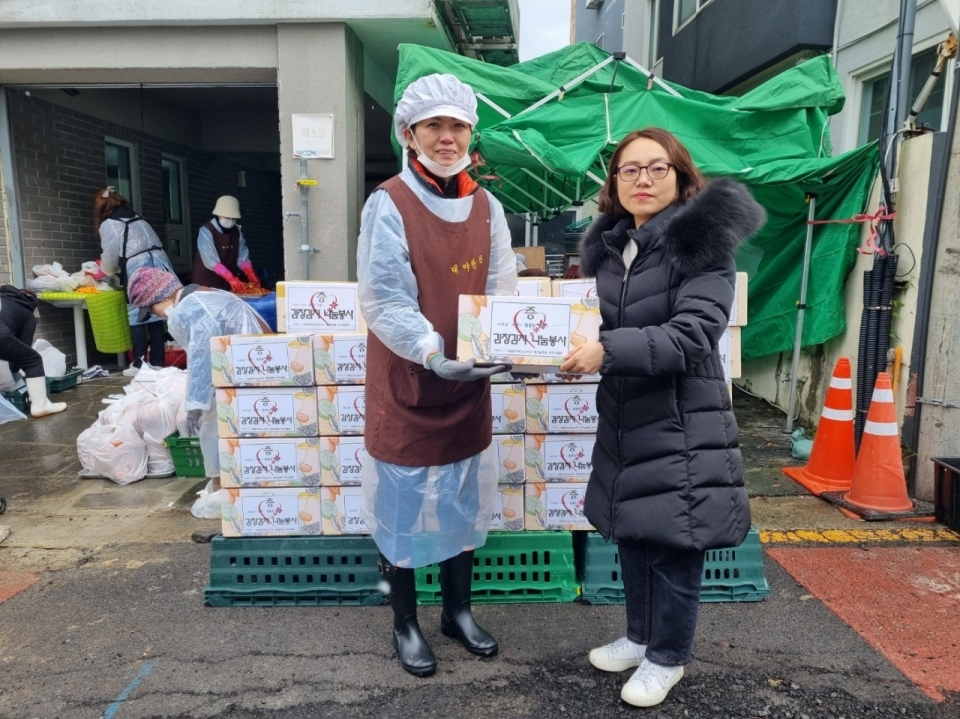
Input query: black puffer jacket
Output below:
<box><xmin>580</xmin><ymin>178</ymin><xmax>765</xmax><ymax>550</ymax></box>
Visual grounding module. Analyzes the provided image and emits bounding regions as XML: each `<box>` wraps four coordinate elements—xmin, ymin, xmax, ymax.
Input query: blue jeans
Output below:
<box><xmin>619</xmin><ymin>540</ymin><xmax>706</xmax><ymax>666</ymax></box>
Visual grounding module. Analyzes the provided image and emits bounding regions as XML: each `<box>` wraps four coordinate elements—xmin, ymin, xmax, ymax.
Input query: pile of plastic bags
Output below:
<box><xmin>77</xmin><ymin>366</ymin><xmax>189</xmax><ymax>485</ymax></box>
<box><xmin>26</xmin><ymin>262</ymin><xmax>115</xmax><ymax>293</ymax></box>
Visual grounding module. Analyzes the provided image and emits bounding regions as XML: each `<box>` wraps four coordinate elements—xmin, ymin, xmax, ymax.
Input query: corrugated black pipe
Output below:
<box><xmin>903</xmin><ymin>59</ymin><xmax>960</xmax><ymax>494</ymax></box>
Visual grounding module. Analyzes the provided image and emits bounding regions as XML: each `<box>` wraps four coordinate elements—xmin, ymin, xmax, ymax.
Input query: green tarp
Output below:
<box><xmin>393</xmin><ymin>43</ymin><xmax>880</xmax><ymax>361</ymax></box>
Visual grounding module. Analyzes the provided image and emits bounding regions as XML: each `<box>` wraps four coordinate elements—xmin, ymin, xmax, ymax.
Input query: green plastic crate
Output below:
<box><xmin>415</xmin><ymin>531</ymin><xmax>578</xmax><ymax>605</ymax></box>
<box><xmin>204</xmin><ymin>534</ymin><xmax>386</xmax><ymax>607</ymax></box>
<box><xmin>47</xmin><ymin>367</ymin><xmax>83</xmax><ymax>393</ymax></box>
<box><xmin>2</xmin><ymin>389</ymin><xmax>30</xmax><ymax>413</ymax></box>
<box><xmin>577</xmin><ymin>527</ymin><xmax>770</xmax><ymax>604</ymax></box>
<box><xmin>165</xmin><ymin>433</ymin><xmax>206</xmax><ymax>477</ymax></box>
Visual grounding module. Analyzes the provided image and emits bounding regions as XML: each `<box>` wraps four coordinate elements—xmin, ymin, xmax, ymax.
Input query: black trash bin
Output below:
<box><xmin>932</xmin><ymin>457</ymin><xmax>960</xmax><ymax>531</ymax></box>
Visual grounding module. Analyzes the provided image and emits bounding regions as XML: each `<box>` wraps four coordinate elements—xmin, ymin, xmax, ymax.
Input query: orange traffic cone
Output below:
<box><xmin>842</xmin><ymin>373</ymin><xmax>913</xmax><ymax>512</ymax></box>
<box><xmin>783</xmin><ymin>358</ymin><xmax>856</xmax><ymax>496</ymax></box>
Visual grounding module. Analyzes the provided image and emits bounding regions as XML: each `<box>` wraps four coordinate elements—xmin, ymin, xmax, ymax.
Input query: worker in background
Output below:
<box><xmin>0</xmin><ymin>285</ymin><xmax>67</xmax><ymax>417</ymax></box>
<box><xmin>92</xmin><ymin>187</ymin><xmax>176</xmax><ymax>377</ymax></box>
<box><xmin>357</xmin><ymin>73</ymin><xmax>516</xmax><ymax>677</ymax></box>
<box><xmin>126</xmin><ymin>267</ymin><xmax>269</xmax><ymax>485</ymax></box>
<box><xmin>192</xmin><ymin>195</ymin><xmax>261</xmax><ymax>293</ymax></box>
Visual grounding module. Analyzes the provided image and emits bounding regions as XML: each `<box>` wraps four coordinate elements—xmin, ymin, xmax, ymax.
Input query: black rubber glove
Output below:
<box><xmin>427</xmin><ymin>354</ymin><xmax>510</xmax><ymax>381</ymax></box>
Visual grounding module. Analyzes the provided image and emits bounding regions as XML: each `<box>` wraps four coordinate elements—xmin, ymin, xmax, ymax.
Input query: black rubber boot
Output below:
<box><xmin>380</xmin><ymin>554</ymin><xmax>436</xmax><ymax>677</ymax></box>
<box><xmin>439</xmin><ymin>550</ymin><xmax>498</xmax><ymax>657</ymax></box>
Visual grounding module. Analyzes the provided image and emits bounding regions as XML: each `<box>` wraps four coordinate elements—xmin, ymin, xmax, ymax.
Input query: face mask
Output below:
<box><xmin>411</xmin><ymin>137</ymin><xmax>472</xmax><ymax>178</ymax></box>
<box><xmin>218</xmin><ymin>217</ymin><xmax>236</xmax><ymax>229</ymax></box>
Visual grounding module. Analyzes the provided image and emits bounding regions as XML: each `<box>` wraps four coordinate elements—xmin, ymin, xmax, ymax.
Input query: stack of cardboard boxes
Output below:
<box><xmin>214</xmin><ymin>281</ymin><xmax>369</xmax><ymax>538</ymax></box>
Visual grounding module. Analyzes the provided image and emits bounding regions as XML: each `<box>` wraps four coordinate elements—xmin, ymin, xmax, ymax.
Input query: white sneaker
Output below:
<box><xmin>588</xmin><ymin>637</ymin><xmax>646</xmax><ymax>672</ymax></box>
<box><xmin>122</xmin><ymin>365</ymin><xmax>140</xmax><ymax>377</ymax></box>
<box><xmin>621</xmin><ymin>658</ymin><xmax>684</xmax><ymax>708</ymax></box>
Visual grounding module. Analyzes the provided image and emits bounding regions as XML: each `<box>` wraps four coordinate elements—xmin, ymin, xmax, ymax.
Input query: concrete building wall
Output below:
<box><xmin>738</xmin><ymin>134</ymin><xmax>935</xmax><ymax>492</ymax></box>
<box><xmin>277</xmin><ymin>23</ymin><xmax>364</xmax><ymax>282</ymax></box>
<box><xmin>574</xmin><ymin>0</ymin><xmax>626</xmax><ymax>52</ymax></box>
<box><xmin>916</xmin><ymin>115</ymin><xmax>960</xmax><ymax>499</ymax></box>
<box><xmin>830</xmin><ymin>0</ymin><xmax>954</xmax><ymax>153</ymax></box>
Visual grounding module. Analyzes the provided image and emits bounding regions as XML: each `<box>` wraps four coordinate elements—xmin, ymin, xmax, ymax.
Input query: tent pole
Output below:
<box><xmin>532</xmin><ymin>224</ymin><xmax>539</xmax><ymax>247</ymax></box>
<box><xmin>524</xmin><ymin>215</ymin><xmax>532</xmax><ymax>247</ymax></box>
<box><xmin>785</xmin><ymin>194</ymin><xmax>817</xmax><ymax>434</ymax></box>
<box><xmin>518</xmin><ymin>56</ymin><xmax>616</xmax><ymax>116</ymax></box>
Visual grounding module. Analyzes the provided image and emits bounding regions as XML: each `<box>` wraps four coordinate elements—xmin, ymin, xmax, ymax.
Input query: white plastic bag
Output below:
<box><xmin>143</xmin><ymin>432</ymin><xmax>175</xmax><ymax>476</ymax></box>
<box><xmin>32</xmin><ymin>339</ymin><xmax>67</xmax><ymax>378</ymax></box>
<box><xmin>77</xmin><ymin>423</ymin><xmax>148</xmax><ymax>484</ymax></box>
<box><xmin>0</xmin><ymin>361</ymin><xmax>17</xmax><ymax>392</ymax></box>
<box><xmin>0</xmin><ymin>394</ymin><xmax>27</xmax><ymax>424</ymax></box>
<box><xmin>137</xmin><ymin>395</ymin><xmax>180</xmax><ymax>443</ymax></box>
<box><xmin>191</xmin><ymin>479</ymin><xmax>223</xmax><ymax>519</ymax></box>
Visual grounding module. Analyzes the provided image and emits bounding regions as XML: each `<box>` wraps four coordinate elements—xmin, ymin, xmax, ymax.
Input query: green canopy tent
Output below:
<box><xmin>392</xmin><ymin>43</ymin><xmax>879</xmax><ymax>361</ymax></box>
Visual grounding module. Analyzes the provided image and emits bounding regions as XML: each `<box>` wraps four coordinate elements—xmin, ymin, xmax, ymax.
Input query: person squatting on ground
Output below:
<box><xmin>560</xmin><ymin>128</ymin><xmax>765</xmax><ymax>708</ymax></box>
<box><xmin>0</xmin><ymin>285</ymin><xmax>66</xmax><ymax>417</ymax></box>
<box><xmin>357</xmin><ymin>73</ymin><xmax>517</xmax><ymax>677</ymax></box>
<box><xmin>91</xmin><ymin>186</ymin><xmax>177</xmax><ymax>375</ymax></box>
<box><xmin>126</xmin><ymin>267</ymin><xmax>269</xmax><ymax>483</ymax></box>
<box><xmin>192</xmin><ymin>195</ymin><xmax>262</xmax><ymax>294</ymax></box>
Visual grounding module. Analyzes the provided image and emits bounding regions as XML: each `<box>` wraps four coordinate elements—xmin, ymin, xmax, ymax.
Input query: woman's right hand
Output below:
<box><xmin>227</xmin><ymin>276</ymin><xmax>246</xmax><ymax>293</ymax></box>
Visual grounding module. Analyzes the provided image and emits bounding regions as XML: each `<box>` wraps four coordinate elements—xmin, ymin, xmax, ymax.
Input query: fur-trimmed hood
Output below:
<box><xmin>579</xmin><ymin>177</ymin><xmax>765</xmax><ymax>278</ymax></box>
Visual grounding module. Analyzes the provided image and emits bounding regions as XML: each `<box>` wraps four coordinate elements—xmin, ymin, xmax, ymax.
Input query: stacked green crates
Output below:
<box><xmin>416</xmin><ymin>531</ymin><xmax>578</xmax><ymax>605</ymax></box>
<box><xmin>577</xmin><ymin>527</ymin><xmax>769</xmax><ymax>604</ymax></box>
<box><xmin>204</xmin><ymin>535</ymin><xmax>385</xmax><ymax>607</ymax></box>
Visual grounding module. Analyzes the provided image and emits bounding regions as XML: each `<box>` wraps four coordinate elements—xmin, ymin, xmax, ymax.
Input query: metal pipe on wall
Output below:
<box><xmin>785</xmin><ymin>194</ymin><xmax>817</xmax><ymax>434</ymax></box>
<box><xmin>298</xmin><ymin>159</ymin><xmax>311</xmax><ymax>280</ymax></box>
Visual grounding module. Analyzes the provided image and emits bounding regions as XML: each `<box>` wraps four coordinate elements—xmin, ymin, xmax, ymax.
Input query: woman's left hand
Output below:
<box><xmin>560</xmin><ymin>341</ymin><xmax>603</xmax><ymax>375</ymax></box>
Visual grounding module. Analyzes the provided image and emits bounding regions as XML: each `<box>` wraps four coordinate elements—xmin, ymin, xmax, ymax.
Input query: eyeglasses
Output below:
<box><xmin>616</xmin><ymin>162</ymin><xmax>675</xmax><ymax>182</ymax></box>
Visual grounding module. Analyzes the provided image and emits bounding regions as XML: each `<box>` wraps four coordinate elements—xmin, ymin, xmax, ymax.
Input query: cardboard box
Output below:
<box><xmin>221</xmin><ymin>487</ymin><xmax>322</xmax><ymax>537</ymax></box>
<box><xmin>219</xmin><ymin>437</ymin><xmax>321</xmax><ymax>487</ymax></box>
<box><xmin>491</xmin><ymin>383</ymin><xmax>526</xmax><ymax>434</ymax></box>
<box><xmin>456</xmin><ymin>295</ymin><xmax>600</xmax><ymax>373</ymax></box>
<box><xmin>493</xmin><ymin>434</ymin><xmax>526</xmax><ymax>484</ymax></box>
<box><xmin>719</xmin><ymin>327</ymin><xmax>742</xmax><ymax>380</ymax></box>
<box><xmin>320</xmin><ymin>485</ymin><xmax>369</xmax><ymax>535</ymax></box>
<box><xmin>276</xmin><ymin>281</ymin><xmax>367</xmax><ymax>333</ymax></box>
<box><xmin>514</xmin><ymin>246</ymin><xmax>545</xmax><ymax>271</ymax></box>
<box><xmin>730</xmin><ymin>272</ymin><xmax>748</xmax><ymax>327</ymax></box>
<box><xmin>312</xmin><ymin>333</ymin><xmax>367</xmax><ymax>385</ymax></box>
<box><xmin>210</xmin><ymin>334</ymin><xmax>314</xmax><ymax>387</ymax></box>
<box><xmin>525</xmin><ymin>383</ymin><xmax>599</xmax><ymax>433</ymax></box>
<box><xmin>490</xmin><ymin>484</ymin><xmax>525</xmax><ymax>532</ymax></box>
<box><xmin>215</xmin><ymin>387</ymin><xmax>319</xmax><ymax>438</ymax></box>
<box><xmin>551</xmin><ymin>279</ymin><xmax>598</xmax><ymax>299</ymax></box>
<box><xmin>524</xmin><ymin>434</ymin><xmax>595</xmax><ymax>482</ymax></box>
<box><xmin>317</xmin><ymin>385</ymin><xmax>365</xmax><ymax>435</ymax></box>
<box><xmin>318</xmin><ymin>436</ymin><xmax>368</xmax><ymax>486</ymax></box>
<box><xmin>514</xmin><ymin>277</ymin><xmax>553</xmax><ymax>297</ymax></box>
<box><xmin>524</xmin><ymin>482</ymin><xmax>594</xmax><ymax>531</ymax></box>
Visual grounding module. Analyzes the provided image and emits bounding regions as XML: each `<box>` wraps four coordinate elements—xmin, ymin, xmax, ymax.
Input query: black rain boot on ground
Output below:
<box><xmin>439</xmin><ymin>550</ymin><xmax>498</xmax><ymax>657</ymax></box>
<box><xmin>380</xmin><ymin>554</ymin><xmax>436</xmax><ymax>677</ymax></box>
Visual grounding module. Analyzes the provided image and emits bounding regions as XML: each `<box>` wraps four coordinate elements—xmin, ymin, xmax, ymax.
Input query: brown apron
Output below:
<box><xmin>364</xmin><ymin>176</ymin><xmax>493</xmax><ymax>467</ymax></box>
<box><xmin>192</xmin><ymin>220</ymin><xmax>241</xmax><ymax>291</ymax></box>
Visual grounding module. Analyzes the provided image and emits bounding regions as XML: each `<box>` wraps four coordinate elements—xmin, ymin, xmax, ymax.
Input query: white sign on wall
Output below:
<box><xmin>292</xmin><ymin>114</ymin><xmax>335</xmax><ymax>159</ymax></box>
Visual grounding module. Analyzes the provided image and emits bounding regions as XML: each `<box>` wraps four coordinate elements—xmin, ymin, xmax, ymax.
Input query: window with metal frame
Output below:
<box><xmin>648</xmin><ymin>0</ymin><xmax>662</xmax><ymax>66</ymax></box>
<box><xmin>675</xmin><ymin>0</ymin><xmax>714</xmax><ymax>33</ymax></box>
<box><xmin>104</xmin><ymin>138</ymin><xmax>138</xmax><ymax>209</ymax></box>
<box><xmin>858</xmin><ymin>47</ymin><xmax>948</xmax><ymax>146</ymax></box>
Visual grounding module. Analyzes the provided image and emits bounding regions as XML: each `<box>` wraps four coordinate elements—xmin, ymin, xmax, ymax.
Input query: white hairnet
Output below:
<box><xmin>394</xmin><ymin>73</ymin><xmax>479</xmax><ymax>148</ymax></box>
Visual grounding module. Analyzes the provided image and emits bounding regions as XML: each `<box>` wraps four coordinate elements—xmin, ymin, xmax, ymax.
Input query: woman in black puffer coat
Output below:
<box><xmin>561</xmin><ymin>128</ymin><xmax>765</xmax><ymax>708</ymax></box>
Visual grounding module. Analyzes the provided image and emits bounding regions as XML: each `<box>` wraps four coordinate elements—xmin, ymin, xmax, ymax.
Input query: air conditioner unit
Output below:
<box><xmin>585</xmin><ymin>0</ymin><xmax>603</xmax><ymax>9</ymax></box>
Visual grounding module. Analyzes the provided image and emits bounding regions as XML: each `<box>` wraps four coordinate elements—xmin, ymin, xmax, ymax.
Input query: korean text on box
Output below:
<box><xmin>524</xmin><ymin>483</ymin><xmax>594</xmax><ymax>531</ymax></box>
<box><xmin>215</xmin><ymin>387</ymin><xmax>319</xmax><ymax>438</ymax></box>
<box><xmin>525</xmin><ymin>383</ymin><xmax>599</xmax><ymax>433</ymax></box>
<box><xmin>317</xmin><ymin>385</ymin><xmax>365</xmax><ymax>435</ymax></box>
<box><xmin>491</xmin><ymin>383</ymin><xmax>525</xmax><ymax>434</ymax></box>
<box><xmin>276</xmin><ymin>281</ymin><xmax>367</xmax><ymax>334</ymax></box>
<box><xmin>313</xmin><ymin>333</ymin><xmax>366</xmax><ymax>384</ymax></box>
<box><xmin>490</xmin><ymin>484</ymin><xmax>525</xmax><ymax>532</ymax></box>
<box><xmin>320</xmin><ymin>485</ymin><xmax>369</xmax><ymax>535</ymax></box>
<box><xmin>456</xmin><ymin>295</ymin><xmax>599</xmax><ymax>374</ymax></box>
<box><xmin>524</xmin><ymin>434</ymin><xmax>596</xmax><ymax>483</ymax></box>
<box><xmin>210</xmin><ymin>334</ymin><xmax>314</xmax><ymax>387</ymax></box>
<box><xmin>219</xmin><ymin>437</ymin><xmax>321</xmax><ymax>487</ymax></box>
<box><xmin>318</xmin><ymin>436</ymin><xmax>368</xmax><ymax>485</ymax></box>
<box><xmin>221</xmin><ymin>487</ymin><xmax>321</xmax><ymax>537</ymax></box>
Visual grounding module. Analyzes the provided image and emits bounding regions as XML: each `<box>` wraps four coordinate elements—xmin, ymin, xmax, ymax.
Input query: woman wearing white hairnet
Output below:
<box><xmin>126</xmin><ymin>267</ymin><xmax>269</xmax><ymax>484</ymax></box>
<box><xmin>358</xmin><ymin>73</ymin><xmax>516</xmax><ymax>677</ymax></box>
